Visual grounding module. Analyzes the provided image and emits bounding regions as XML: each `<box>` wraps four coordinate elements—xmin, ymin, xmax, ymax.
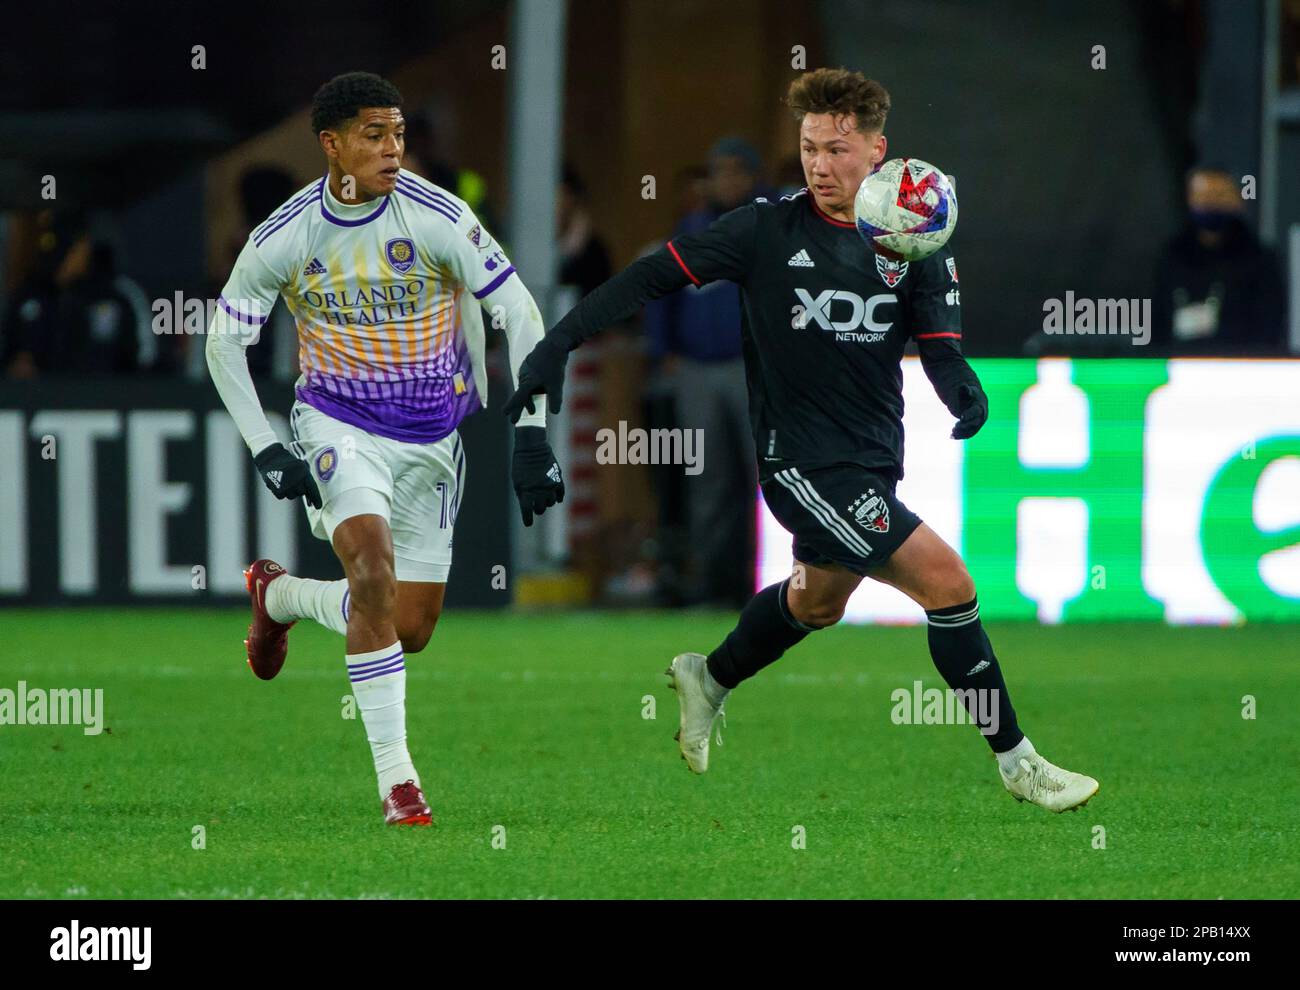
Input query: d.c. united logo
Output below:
<box><xmin>849</xmin><ymin>490</ymin><xmax>890</xmax><ymax>533</ymax></box>
<box><xmin>384</xmin><ymin>238</ymin><xmax>416</xmax><ymax>274</ymax></box>
<box><xmin>875</xmin><ymin>255</ymin><xmax>909</xmax><ymax>288</ymax></box>
<box><xmin>315</xmin><ymin>447</ymin><xmax>338</xmax><ymax>482</ymax></box>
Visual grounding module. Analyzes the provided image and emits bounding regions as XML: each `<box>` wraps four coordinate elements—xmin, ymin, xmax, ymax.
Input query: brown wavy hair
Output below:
<box><xmin>787</xmin><ymin>68</ymin><xmax>891</xmax><ymax>134</ymax></box>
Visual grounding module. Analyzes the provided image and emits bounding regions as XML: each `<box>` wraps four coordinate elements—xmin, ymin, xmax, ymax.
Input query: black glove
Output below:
<box><xmin>950</xmin><ymin>382</ymin><xmax>989</xmax><ymax>440</ymax></box>
<box><xmin>511</xmin><ymin>426</ymin><xmax>564</xmax><ymax>526</ymax></box>
<box><xmin>253</xmin><ymin>442</ymin><xmax>322</xmax><ymax>508</ymax></box>
<box><xmin>503</xmin><ymin>337</ymin><xmax>569</xmax><ymax>424</ymax></box>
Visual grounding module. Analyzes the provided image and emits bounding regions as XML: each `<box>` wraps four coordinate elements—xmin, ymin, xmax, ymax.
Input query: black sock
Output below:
<box><xmin>706</xmin><ymin>579</ymin><xmax>814</xmax><ymax>688</ymax></box>
<box><xmin>925</xmin><ymin>598</ymin><xmax>1024</xmax><ymax>752</ymax></box>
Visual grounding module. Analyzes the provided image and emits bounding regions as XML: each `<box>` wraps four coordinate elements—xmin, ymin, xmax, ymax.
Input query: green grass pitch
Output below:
<box><xmin>1</xmin><ymin>609</ymin><xmax>1295</xmax><ymax>899</ymax></box>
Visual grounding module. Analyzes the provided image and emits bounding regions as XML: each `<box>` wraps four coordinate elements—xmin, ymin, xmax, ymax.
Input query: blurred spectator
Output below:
<box><xmin>188</xmin><ymin>165</ymin><xmax>301</xmax><ymax>382</ymax></box>
<box><xmin>636</xmin><ymin>165</ymin><xmax>712</xmax><ymax>605</ymax></box>
<box><xmin>775</xmin><ymin>155</ymin><xmax>807</xmax><ymax>199</ymax></box>
<box><xmin>554</xmin><ymin>165</ymin><xmax>615</xmax><ymax>593</ymax></box>
<box><xmin>402</xmin><ymin>113</ymin><xmax>501</xmax><ymax>234</ymax></box>
<box><xmin>2</xmin><ymin>211</ymin><xmax>149</xmax><ymax>378</ymax></box>
<box><xmin>239</xmin><ymin>166</ymin><xmax>298</xmax><ymax>230</ymax></box>
<box><xmin>674</xmin><ymin>165</ymin><xmax>710</xmax><ymax>220</ymax></box>
<box><xmin>557</xmin><ymin>165</ymin><xmax>612</xmax><ymax>296</ymax></box>
<box><xmin>1152</xmin><ymin>166</ymin><xmax>1287</xmax><ymax>355</ymax></box>
<box><xmin>643</xmin><ymin>136</ymin><xmax>766</xmax><ymax>607</ymax></box>
<box><xmin>221</xmin><ymin>165</ymin><xmax>299</xmax><ymax>380</ymax></box>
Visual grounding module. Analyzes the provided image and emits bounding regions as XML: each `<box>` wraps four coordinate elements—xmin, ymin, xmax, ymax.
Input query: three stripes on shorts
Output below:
<box><xmin>771</xmin><ymin>468</ymin><xmax>875</xmax><ymax>558</ymax></box>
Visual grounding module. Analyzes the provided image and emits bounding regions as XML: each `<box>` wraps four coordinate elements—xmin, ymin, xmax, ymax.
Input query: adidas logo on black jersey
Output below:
<box><xmin>303</xmin><ymin>257</ymin><xmax>327</xmax><ymax>276</ymax></box>
<box><xmin>787</xmin><ymin>249</ymin><xmax>815</xmax><ymax>268</ymax></box>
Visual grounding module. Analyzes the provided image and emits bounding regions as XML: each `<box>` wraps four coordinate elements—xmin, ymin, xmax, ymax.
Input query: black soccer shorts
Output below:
<box><xmin>761</xmin><ymin>464</ymin><xmax>923</xmax><ymax>575</ymax></box>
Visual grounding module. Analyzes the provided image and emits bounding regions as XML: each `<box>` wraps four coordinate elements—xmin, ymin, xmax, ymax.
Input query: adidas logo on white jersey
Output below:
<box><xmin>303</xmin><ymin>257</ymin><xmax>327</xmax><ymax>276</ymax></box>
<box><xmin>787</xmin><ymin>249</ymin><xmax>815</xmax><ymax>268</ymax></box>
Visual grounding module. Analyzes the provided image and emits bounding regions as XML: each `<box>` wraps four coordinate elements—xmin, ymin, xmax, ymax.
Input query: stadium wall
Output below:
<box><xmin>0</xmin><ymin>380</ymin><xmax>511</xmax><ymax>608</ymax></box>
<box><xmin>6</xmin><ymin>359</ymin><xmax>1296</xmax><ymax>620</ymax></box>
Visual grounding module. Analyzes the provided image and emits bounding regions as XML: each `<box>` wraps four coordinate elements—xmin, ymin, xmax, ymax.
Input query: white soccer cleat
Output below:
<box><xmin>1000</xmin><ymin>752</ymin><xmax>1099</xmax><ymax>812</ymax></box>
<box><xmin>665</xmin><ymin>653</ymin><xmax>726</xmax><ymax>774</ymax></box>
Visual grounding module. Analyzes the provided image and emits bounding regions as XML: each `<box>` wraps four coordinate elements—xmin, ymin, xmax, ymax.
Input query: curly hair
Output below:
<box><xmin>786</xmin><ymin>68</ymin><xmax>891</xmax><ymax>134</ymax></box>
<box><xmin>310</xmin><ymin>72</ymin><xmax>403</xmax><ymax>134</ymax></box>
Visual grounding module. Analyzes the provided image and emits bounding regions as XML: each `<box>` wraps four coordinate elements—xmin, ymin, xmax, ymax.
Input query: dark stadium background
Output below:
<box><xmin>5</xmin><ymin>1</ymin><xmax>1279</xmax><ymax>348</ymax></box>
<box><xmin>0</xmin><ymin>0</ymin><xmax>1296</xmax><ymax>915</ymax></box>
<box><xmin>3</xmin><ymin>0</ymin><xmax>1295</xmax><ymax>609</ymax></box>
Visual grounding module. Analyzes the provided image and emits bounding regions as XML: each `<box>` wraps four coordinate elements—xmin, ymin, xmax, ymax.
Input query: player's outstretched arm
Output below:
<box><xmin>503</xmin><ymin>205</ymin><xmax>756</xmax><ymax>422</ymax></box>
<box><xmin>502</xmin><ymin>251</ymin><xmax>695</xmax><ymax>422</ymax></box>
<box><xmin>205</xmin><ymin>241</ymin><xmax>321</xmax><ymax>508</ymax></box>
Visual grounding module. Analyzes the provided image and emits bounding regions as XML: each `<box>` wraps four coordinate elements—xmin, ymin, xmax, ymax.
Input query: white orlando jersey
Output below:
<box><xmin>217</xmin><ymin>169</ymin><xmax>520</xmax><ymax>443</ymax></box>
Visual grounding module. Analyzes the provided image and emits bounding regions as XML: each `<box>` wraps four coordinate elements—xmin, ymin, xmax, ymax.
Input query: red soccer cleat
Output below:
<box><xmin>383</xmin><ymin>780</ymin><xmax>433</xmax><ymax>826</ymax></box>
<box><xmin>243</xmin><ymin>559</ymin><xmax>295</xmax><ymax>680</ymax></box>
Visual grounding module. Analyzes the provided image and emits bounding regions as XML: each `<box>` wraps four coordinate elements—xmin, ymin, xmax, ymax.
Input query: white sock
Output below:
<box><xmin>266</xmin><ymin>575</ymin><xmax>350</xmax><ymax>635</ymax></box>
<box><xmin>996</xmin><ymin>736</ymin><xmax>1036</xmax><ymax>777</ymax></box>
<box><xmin>700</xmin><ymin>662</ymin><xmax>730</xmax><ymax>708</ymax></box>
<box><xmin>346</xmin><ymin>642</ymin><xmax>419</xmax><ymax>799</ymax></box>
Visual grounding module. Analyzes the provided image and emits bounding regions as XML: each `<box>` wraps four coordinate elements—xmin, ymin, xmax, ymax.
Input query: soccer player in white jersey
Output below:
<box><xmin>206</xmin><ymin>73</ymin><xmax>564</xmax><ymax>826</ymax></box>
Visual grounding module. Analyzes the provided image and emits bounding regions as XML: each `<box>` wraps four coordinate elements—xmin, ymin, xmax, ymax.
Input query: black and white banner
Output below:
<box><xmin>0</xmin><ymin>380</ymin><xmax>509</xmax><ymax>606</ymax></box>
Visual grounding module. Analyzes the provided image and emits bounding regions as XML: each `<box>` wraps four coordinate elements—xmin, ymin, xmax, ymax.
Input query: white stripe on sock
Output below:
<box><xmin>928</xmin><ymin>613</ymin><xmax>981</xmax><ymax>628</ymax></box>
<box><xmin>928</xmin><ymin>604</ymin><xmax>980</xmax><ymax>626</ymax></box>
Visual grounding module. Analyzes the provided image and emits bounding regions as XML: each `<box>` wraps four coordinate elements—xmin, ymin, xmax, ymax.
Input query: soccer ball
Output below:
<box><xmin>853</xmin><ymin>157</ymin><xmax>957</xmax><ymax>262</ymax></box>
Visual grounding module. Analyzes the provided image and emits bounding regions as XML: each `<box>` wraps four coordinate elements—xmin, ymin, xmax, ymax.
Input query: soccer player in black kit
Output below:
<box><xmin>505</xmin><ymin>68</ymin><xmax>1099</xmax><ymax>812</ymax></box>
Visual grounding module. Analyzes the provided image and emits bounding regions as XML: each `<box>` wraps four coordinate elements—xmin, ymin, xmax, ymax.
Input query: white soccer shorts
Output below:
<box><xmin>288</xmin><ymin>399</ymin><xmax>465</xmax><ymax>582</ymax></box>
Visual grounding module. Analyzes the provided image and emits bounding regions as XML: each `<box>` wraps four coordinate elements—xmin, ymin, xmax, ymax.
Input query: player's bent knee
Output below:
<box><xmin>929</xmin><ymin>565</ymin><xmax>976</xmax><ymax>610</ymax></box>
<box><xmin>807</xmin><ymin>606</ymin><xmax>845</xmax><ymax>628</ymax></box>
<box><xmin>395</xmin><ymin>602</ymin><xmax>441</xmax><ymax>654</ymax></box>
<box><xmin>789</xmin><ymin>597</ymin><xmax>846</xmax><ymax>629</ymax></box>
<box><xmin>399</xmin><ymin>614</ymin><xmax>438</xmax><ymax>654</ymax></box>
<box><xmin>400</xmin><ymin>630</ymin><xmax>430</xmax><ymax>654</ymax></box>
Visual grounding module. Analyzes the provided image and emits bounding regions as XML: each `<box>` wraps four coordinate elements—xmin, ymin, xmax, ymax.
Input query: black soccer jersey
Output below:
<box><xmin>547</xmin><ymin>189</ymin><xmax>978</xmax><ymax>479</ymax></box>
